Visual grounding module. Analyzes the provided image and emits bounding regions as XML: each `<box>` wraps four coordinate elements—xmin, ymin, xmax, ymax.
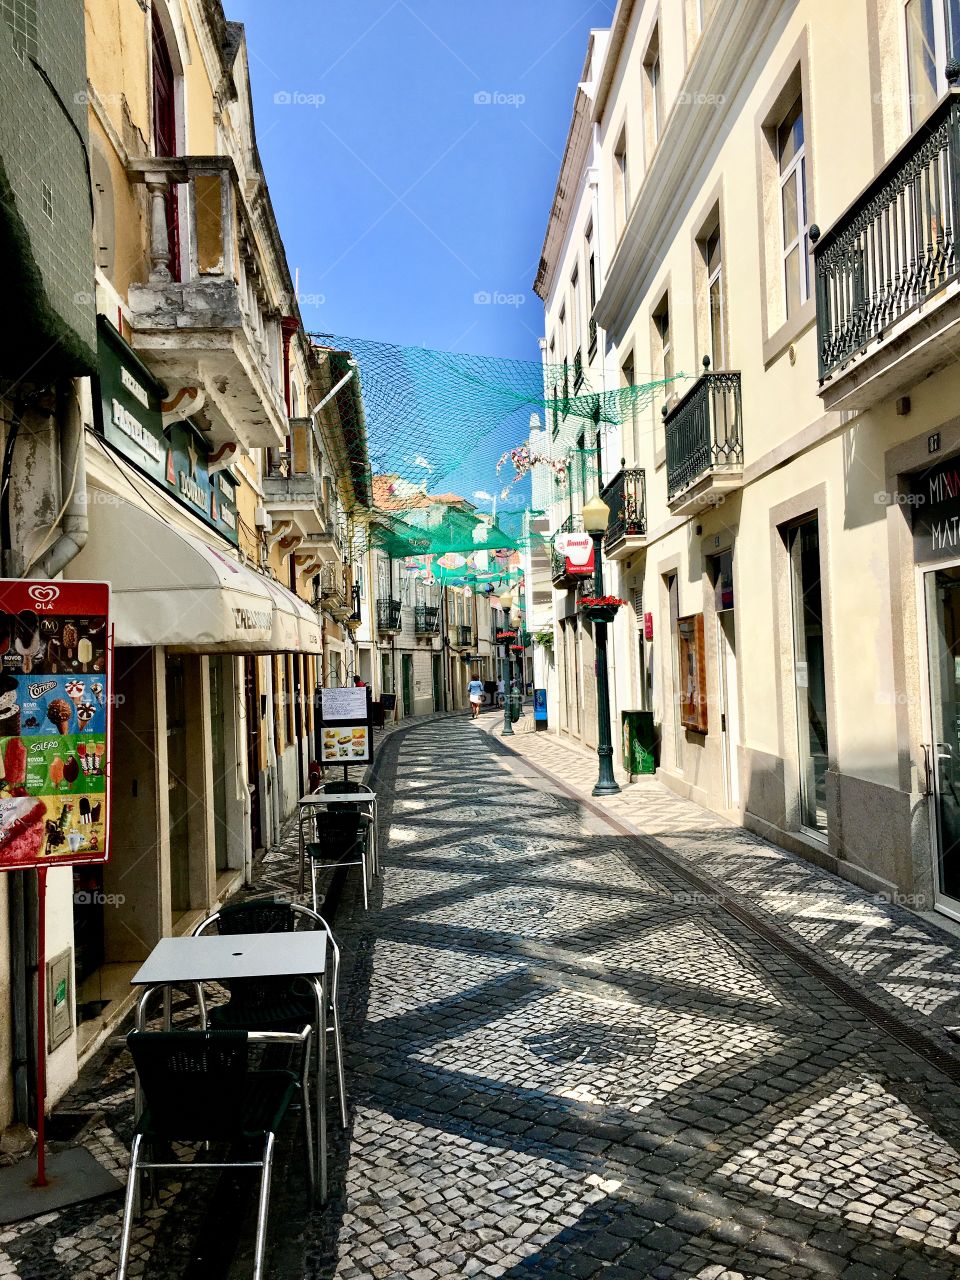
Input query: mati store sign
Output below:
<box><xmin>95</xmin><ymin>318</ymin><xmax>239</xmax><ymax>545</ymax></box>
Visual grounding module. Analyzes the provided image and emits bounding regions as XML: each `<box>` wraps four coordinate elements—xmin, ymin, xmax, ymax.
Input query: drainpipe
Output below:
<box><xmin>26</xmin><ymin>381</ymin><xmax>88</xmax><ymax>579</ymax></box>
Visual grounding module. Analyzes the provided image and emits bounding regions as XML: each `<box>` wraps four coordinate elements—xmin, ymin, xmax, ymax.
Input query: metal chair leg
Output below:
<box><xmin>360</xmin><ymin>836</ymin><xmax>369</xmax><ymax>910</ymax></box>
<box><xmin>116</xmin><ymin>1133</ymin><xmax>142</xmax><ymax>1280</ymax></box>
<box><xmin>253</xmin><ymin>1133</ymin><xmax>275</xmax><ymax>1280</ymax></box>
<box><xmin>332</xmin><ymin>999</ymin><xmax>348</xmax><ymax>1129</ymax></box>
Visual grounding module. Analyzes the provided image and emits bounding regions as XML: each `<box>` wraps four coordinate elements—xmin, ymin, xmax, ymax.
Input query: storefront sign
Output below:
<box><xmin>318</xmin><ymin>685</ymin><xmax>372</xmax><ymax>765</ymax></box>
<box><xmin>644</xmin><ymin>612</ymin><xmax>654</xmax><ymax>641</ymax></box>
<box><xmin>911</xmin><ymin>455</ymin><xmax>960</xmax><ymax>562</ymax></box>
<box><xmin>555</xmin><ymin>530</ymin><xmax>595</xmax><ymax>578</ymax></box>
<box><xmin>95</xmin><ymin>318</ymin><xmax>239</xmax><ymax>544</ymax></box>
<box><xmin>0</xmin><ymin>580</ymin><xmax>111</xmax><ymax>870</ymax></box>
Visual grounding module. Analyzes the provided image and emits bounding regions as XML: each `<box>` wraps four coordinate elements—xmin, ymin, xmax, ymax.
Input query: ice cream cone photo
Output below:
<box><xmin>47</xmin><ymin>697</ymin><xmax>72</xmax><ymax>734</ymax></box>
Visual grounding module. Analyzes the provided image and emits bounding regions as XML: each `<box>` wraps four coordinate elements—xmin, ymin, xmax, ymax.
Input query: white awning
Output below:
<box><xmin>262</xmin><ymin>576</ymin><xmax>322</xmax><ymax>653</ymax></box>
<box><xmin>66</xmin><ymin>492</ymin><xmax>317</xmax><ymax>653</ymax></box>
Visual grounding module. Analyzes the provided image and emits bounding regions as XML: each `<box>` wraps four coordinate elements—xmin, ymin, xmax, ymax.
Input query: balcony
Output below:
<box><xmin>588</xmin><ymin>316</ymin><xmax>598</xmax><ymax>361</ymax></box>
<box><xmin>126</xmin><ymin>155</ymin><xmax>287</xmax><ymax>450</ymax></box>
<box><xmin>814</xmin><ymin>89</ymin><xmax>960</xmax><ymax>411</ymax></box>
<box><xmin>262</xmin><ymin>419</ymin><xmax>328</xmax><ymax>539</ymax></box>
<box><xmin>315</xmin><ymin>562</ymin><xmax>347</xmax><ymax>609</ymax></box>
<box><xmin>414</xmin><ymin>604</ymin><xmax>440</xmax><ymax>636</ymax></box>
<box><xmin>573</xmin><ymin>347</ymin><xmax>584</xmax><ymax>392</ymax></box>
<box><xmin>601</xmin><ymin>467</ymin><xmax>647</xmax><ymax>560</ymax></box>
<box><xmin>454</xmin><ymin>624</ymin><xmax>473</xmax><ymax>648</ymax></box>
<box><xmin>665</xmin><ymin>366</ymin><xmax>743</xmax><ymax>515</ymax></box>
<box><xmin>377</xmin><ymin>598</ymin><xmax>402</xmax><ymax>633</ymax></box>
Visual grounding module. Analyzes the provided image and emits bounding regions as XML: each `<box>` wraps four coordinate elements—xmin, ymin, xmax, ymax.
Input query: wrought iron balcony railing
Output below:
<box><xmin>414</xmin><ymin>603</ymin><xmax>439</xmax><ymax>635</ymax></box>
<box><xmin>813</xmin><ymin>89</ymin><xmax>960</xmax><ymax>382</ymax></box>
<box><xmin>588</xmin><ymin>316</ymin><xmax>598</xmax><ymax>360</ymax></box>
<box><xmin>455</xmin><ymin>624</ymin><xmax>473</xmax><ymax>648</ymax></box>
<box><xmin>573</xmin><ymin>347</ymin><xmax>583</xmax><ymax>392</ymax></box>
<box><xmin>664</xmin><ymin>366</ymin><xmax>743</xmax><ymax>504</ymax></box>
<box><xmin>601</xmin><ymin>467</ymin><xmax>647</xmax><ymax>554</ymax></box>
<box><xmin>376</xmin><ymin>598</ymin><xmax>402</xmax><ymax>632</ymax></box>
<box><xmin>562</xmin><ymin>360</ymin><xmax>569</xmax><ymax>414</ymax></box>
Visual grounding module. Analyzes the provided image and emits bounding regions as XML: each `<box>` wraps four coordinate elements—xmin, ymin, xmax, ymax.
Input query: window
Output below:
<box><xmin>699</xmin><ymin>221</ymin><xmax>726</xmax><ymax>368</ymax></box>
<box><xmin>778</xmin><ymin>95</ymin><xmax>809</xmax><ymax>320</ymax></box>
<box><xmin>586</xmin><ymin>224</ymin><xmax>598</xmax><ymax>357</ymax></box>
<box><xmin>571</xmin><ymin>266</ymin><xmax>582</xmax><ymax>378</ymax></box>
<box><xmin>613</xmin><ymin>129</ymin><xmax>629</xmax><ymax>238</ymax></box>
<box><xmin>621</xmin><ymin>354</ymin><xmax>639</xmax><ymax>464</ymax></box>
<box><xmin>1</xmin><ymin>0</ymin><xmax>38</xmax><ymax>60</ymax></box>
<box><xmin>643</xmin><ymin>27</ymin><xmax>664</xmax><ymax>153</ymax></box>
<box><xmin>906</xmin><ymin>0</ymin><xmax>960</xmax><ymax>127</ymax></box>
<box><xmin>787</xmin><ymin>517</ymin><xmax>829</xmax><ymax>834</ymax></box>
<box><xmin>653</xmin><ymin>295</ymin><xmax>673</xmax><ymax>383</ymax></box>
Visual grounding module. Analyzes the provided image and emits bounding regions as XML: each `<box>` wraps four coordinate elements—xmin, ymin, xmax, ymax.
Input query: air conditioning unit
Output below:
<box><xmin>254</xmin><ymin>505</ymin><xmax>273</xmax><ymax>532</ymax></box>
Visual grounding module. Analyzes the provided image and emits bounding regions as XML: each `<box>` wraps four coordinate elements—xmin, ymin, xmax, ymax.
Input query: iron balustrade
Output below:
<box><xmin>573</xmin><ymin>347</ymin><xmax>584</xmax><ymax>392</ymax></box>
<box><xmin>455</xmin><ymin>624</ymin><xmax>473</xmax><ymax>648</ymax></box>
<box><xmin>562</xmin><ymin>360</ymin><xmax>569</xmax><ymax>414</ymax></box>
<box><xmin>588</xmin><ymin>316</ymin><xmax>598</xmax><ymax>360</ymax></box>
<box><xmin>414</xmin><ymin>604</ymin><xmax>439</xmax><ymax>635</ymax></box>
<box><xmin>601</xmin><ymin>467</ymin><xmax>647</xmax><ymax>552</ymax></box>
<box><xmin>664</xmin><ymin>368</ymin><xmax>743</xmax><ymax>502</ymax></box>
<box><xmin>814</xmin><ymin>89</ymin><xmax>960</xmax><ymax>381</ymax></box>
<box><xmin>376</xmin><ymin>598</ymin><xmax>402</xmax><ymax>632</ymax></box>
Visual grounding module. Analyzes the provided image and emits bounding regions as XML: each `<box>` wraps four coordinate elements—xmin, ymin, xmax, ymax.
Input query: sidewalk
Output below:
<box><xmin>479</xmin><ymin>712</ymin><xmax>960</xmax><ymax>1063</ymax></box>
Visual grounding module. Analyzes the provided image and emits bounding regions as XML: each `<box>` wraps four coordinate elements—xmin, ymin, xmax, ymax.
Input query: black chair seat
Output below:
<box><xmin>210</xmin><ymin>988</ymin><xmax>313</xmax><ymax>1033</ymax></box>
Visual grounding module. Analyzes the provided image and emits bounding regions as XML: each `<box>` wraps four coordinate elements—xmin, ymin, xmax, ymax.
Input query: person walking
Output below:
<box><xmin>467</xmin><ymin>673</ymin><xmax>485</xmax><ymax>719</ymax></box>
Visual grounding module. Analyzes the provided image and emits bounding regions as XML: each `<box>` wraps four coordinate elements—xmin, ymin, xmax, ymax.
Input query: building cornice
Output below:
<box><xmin>594</xmin><ymin>0</ymin><xmax>792</xmax><ymax>338</ymax></box>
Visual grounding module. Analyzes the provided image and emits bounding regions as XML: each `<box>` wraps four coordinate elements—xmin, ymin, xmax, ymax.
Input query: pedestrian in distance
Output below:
<box><xmin>467</xmin><ymin>673</ymin><xmax>485</xmax><ymax>719</ymax></box>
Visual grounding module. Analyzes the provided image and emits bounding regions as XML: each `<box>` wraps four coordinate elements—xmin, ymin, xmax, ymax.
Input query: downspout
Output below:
<box><xmin>26</xmin><ymin>381</ymin><xmax>88</xmax><ymax>579</ymax></box>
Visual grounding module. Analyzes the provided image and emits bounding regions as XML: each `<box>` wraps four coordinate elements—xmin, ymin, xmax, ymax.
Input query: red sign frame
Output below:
<box><xmin>0</xmin><ymin>579</ymin><xmax>112</xmax><ymax>872</ymax></box>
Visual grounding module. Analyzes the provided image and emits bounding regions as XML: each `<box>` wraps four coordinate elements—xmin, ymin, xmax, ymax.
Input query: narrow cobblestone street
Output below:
<box><xmin>9</xmin><ymin>714</ymin><xmax>960</xmax><ymax>1279</ymax></box>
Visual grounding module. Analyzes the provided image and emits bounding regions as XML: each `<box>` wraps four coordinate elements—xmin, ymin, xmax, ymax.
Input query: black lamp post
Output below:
<box><xmin>499</xmin><ymin>588</ymin><xmax>515</xmax><ymax>737</ymax></box>
<box><xmin>582</xmin><ymin>494</ymin><xmax>621</xmax><ymax>796</ymax></box>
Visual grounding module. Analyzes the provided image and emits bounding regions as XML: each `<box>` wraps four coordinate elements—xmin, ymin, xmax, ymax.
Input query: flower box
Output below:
<box><xmin>579</xmin><ymin>595</ymin><xmax>626</xmax><ymax>624</ymax></box>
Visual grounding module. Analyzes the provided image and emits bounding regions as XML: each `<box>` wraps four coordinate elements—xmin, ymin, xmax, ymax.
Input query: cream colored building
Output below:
<box><xmin>537</xmin><ymin>0</ymin><xmax>960</xmax><ymax>923</ymax></box>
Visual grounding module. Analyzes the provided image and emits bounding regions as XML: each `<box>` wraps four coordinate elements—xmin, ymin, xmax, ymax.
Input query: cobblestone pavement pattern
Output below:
<box><xmin>7</xmin><ymin>714</ymin><xmax>960</xmax><ymax>1278</ymax></box>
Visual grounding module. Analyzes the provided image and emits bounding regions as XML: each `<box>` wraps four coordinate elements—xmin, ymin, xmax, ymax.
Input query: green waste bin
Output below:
<box><xmin>622</xmin><ymin>710</ymin><xmax>656</xmax><ymax>775</ymax></box>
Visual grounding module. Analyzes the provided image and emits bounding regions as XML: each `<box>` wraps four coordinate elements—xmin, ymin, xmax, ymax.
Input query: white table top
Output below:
<box><xmin>299</xmin><ymin>791</ymin><xmax>375</xmax><ymax>807</ymax></box>
<box><xmin>132</xmin><ymin>931</ymin><xmax>327</xmax><ymax>986</ymax></box>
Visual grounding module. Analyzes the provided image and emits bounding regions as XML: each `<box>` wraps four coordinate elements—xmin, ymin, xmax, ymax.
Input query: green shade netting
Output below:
<box><xmin>311</xmin><ymin>333</ymin><xmax>685</xmax><ymax>579</ymax></box>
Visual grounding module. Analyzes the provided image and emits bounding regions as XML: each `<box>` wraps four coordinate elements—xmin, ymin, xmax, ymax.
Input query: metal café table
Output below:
<box><xmin>297</xmin><ymin>785</ymin><xmax>379</xmax><ymax>895</ymax></box>
<box><xmin>131</xmin><ymin>931</ymin><xmax>330</xmax><ymax>1199</ymax></box>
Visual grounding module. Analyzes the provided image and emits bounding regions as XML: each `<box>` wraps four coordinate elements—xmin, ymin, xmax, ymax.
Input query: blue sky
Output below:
<box><xmin>227</xmin><ymin>0</ymin><xmax>612</xmax><ymax>364</ymax></box>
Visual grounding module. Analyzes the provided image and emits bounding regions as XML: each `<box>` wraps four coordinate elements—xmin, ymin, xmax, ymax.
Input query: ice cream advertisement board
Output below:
<box><xmin>0</xmin><ymin>581</ymin><xmax>111</xmax><ymax>870</ymax></box>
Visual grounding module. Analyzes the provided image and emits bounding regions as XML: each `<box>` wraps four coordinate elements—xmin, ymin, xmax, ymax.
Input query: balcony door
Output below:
<box><xmin>151</xmin><ymin>3</ymin><xmax>180</xmax><ymax>278</ymax></box>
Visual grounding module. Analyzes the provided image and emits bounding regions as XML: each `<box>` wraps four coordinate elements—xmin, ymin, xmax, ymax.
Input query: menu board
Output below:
<box><xmin>318</xmin><ymin>686</ymin><xmax>371</xmax><ymax>765</ymax></box>
<box><xmin>0</xmin><ymin>581</ymin><xmax>111</xmax><ymax>870</ymax></box>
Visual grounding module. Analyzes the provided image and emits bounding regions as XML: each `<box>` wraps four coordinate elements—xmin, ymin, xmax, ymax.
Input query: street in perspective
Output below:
<box><xmin>4</xmin><ymin>2</ymin><xmax>960</xmax><ymax>1278</ymax></box>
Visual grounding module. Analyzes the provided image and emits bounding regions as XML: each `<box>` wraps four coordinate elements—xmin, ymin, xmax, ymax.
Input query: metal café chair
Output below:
<box><xmin>192</xmin><ymin>898</ymin><xmax>348</xmax><ymax>1131</ymax></box>
<box><xmin>303</xmin><ymin>802</ymin><xmax>372</xmax><ymax>911</ymax></box>
<box><xmin>322</xmin><ymin>779</ymin><xmax>379</xmax><ymax>878</ymax></box>
<box><xmin>117</xmin><ymin>1027</ymin><xmax>313</xmax><ymax>1280</ymax></box>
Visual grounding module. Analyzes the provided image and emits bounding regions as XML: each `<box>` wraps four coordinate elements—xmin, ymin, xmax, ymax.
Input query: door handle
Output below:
<box><xmin>920</xmin><ymin>743</ymin><xmax>933</xmax><ymax>797</ymax></box>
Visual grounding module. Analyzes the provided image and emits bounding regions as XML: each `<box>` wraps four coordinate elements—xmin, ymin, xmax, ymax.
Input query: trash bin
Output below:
<box><xmin>622</xmin><ymin>710</ymin><xmax>656</xmax><ymax>775</ymax></box>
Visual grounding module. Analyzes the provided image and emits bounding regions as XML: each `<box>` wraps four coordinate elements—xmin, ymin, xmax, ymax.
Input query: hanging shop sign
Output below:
<box><xmin>644</xmin><ymin>612</ymin><xmax>654</xmax><ymax>641</ymax></box>
<box><xmin>95</xmin><ymin>318</ymin><xmax>239</xmax><ymax>545</ymax></box>
<box><xmin>555</xmin><ymin>530</ymin><xmax>595</xmax><ymax>578</ymax></box>
<box><xmin>317</xmin><ymin>685</ymin><xmax>372</xmax><ymax>766</ymax></box>
<box><xmin>0</xmin><ymin>580</ymin><xmax>112</xmax><ymax>871</ymax></box>
<box><xmin>678</xmin><ymin>613</ymin><xmax>708</xmax><ymax>735</ymax></box>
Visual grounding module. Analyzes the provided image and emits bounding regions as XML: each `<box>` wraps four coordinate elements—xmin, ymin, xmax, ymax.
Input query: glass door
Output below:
<box><xmin>787</xmin><ymin>519</ymin><xmax>829</xmax><ymax>834</ymax></box>
<box><xmin>924</xmin><ymin>563</ymin><xmax>960</xmax><ymax>908</ymax></box>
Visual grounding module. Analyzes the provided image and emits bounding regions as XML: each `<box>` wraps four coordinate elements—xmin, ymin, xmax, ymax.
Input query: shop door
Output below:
<box><xmin>718</xmin><ymin>612</ymin><xmax>740</xmax><ymax>809</ymax></box>
<box><xmin>243</xmin><ymin>657</ymin><xmax>262</xmax><ymax>853</ymax></box>
<box><xmin>165</xmin><ymin>654</ymin><xmax>190</xmax><ymax>917</ymax></box>
<box><xmin>401</xmin><ymin>654</ymin><xmax>414</xmax><ymax>717</ymax></box>
<box><xmin>432</xmin><ymin>653</ymin><xmax>442</xmax><ymax>711</ymax></box>
<box><xmin>923</xmin><ymin>563</ymin><xmax>960</xmax><ymax>913</ymax></box>
<box><xmin>209</xmin><ymin>656</ymin><xmax>229</xmax><ymax>873</ymax></box>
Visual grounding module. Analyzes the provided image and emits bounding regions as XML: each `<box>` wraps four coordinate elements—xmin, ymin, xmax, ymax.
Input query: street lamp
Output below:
<box><xmin>582</xmin><ymin>494</ymin><xmax>621</xmax><ymax>796</ymax></box>
<box><xmin>499</xmin><ymin>588</ymin><xmax>515</xmax><ymax>737</ymax></box>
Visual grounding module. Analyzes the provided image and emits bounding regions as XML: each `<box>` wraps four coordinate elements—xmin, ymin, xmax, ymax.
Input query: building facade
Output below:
<box><xmin>536</xmin><ymin>0</ymin><xmax>960</xmax><ymax>923</ymax></box>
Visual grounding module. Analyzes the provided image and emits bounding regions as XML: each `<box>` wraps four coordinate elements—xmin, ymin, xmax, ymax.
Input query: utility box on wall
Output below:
<box><xmin>622</xmin><ymin>710</ymin><xmax>656</xmax><ymax>776</ymax></box>
<box><xmin>47</xmin><ymin>949</ymin><xmax>73</xmax><ymax>1052</ymax></box>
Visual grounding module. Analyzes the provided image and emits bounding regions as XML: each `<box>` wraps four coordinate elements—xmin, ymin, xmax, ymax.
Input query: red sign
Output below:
<box><xmin>560</xmin><ymin>531</ymin><xmax>595</xmax><ymax>578</ymax></box>
<box><xmin>644</xmin><ymin>612</ymin><xmax>654</xmax><ymax>641</ymax></box>
<box><xmin>0</xmin><ymin>580</ymin><xmax>111</xmax><ymax>870</ymax></box>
